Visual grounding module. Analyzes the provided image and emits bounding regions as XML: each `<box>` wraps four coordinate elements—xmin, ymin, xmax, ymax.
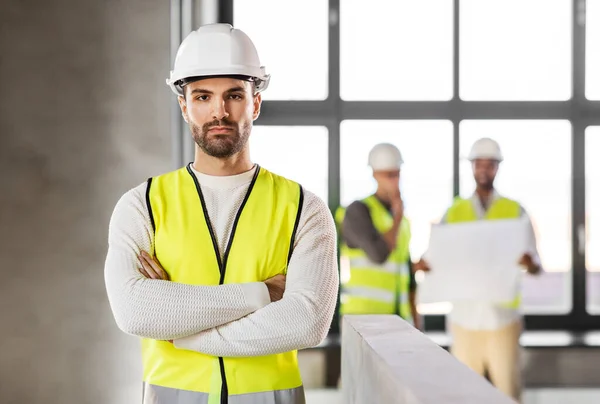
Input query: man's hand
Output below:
<box><xmin>382</xmin><ymin>189</ymin><xmax>404</xmax><ymax>251</ymax></box>
<box><xmin>138</xmin><ymin>251</ymin><xmax>169</xmax><ymax>280</ymax></box>
<box><xmin>388</xmin><ymin>189</ymin><xmax>404</xmax><ymax>221</ymax></box>
<box><xmin>264</xmin><ymin>274</ymin><xmax>286</xmax><ymax>302</ymax></box>
<box><xmin>519</xmin><ymin>253</ymin><xmax>540</xmax><ymax>274</ymax></box>
<box><xmin>413</xmin><ymin>258</ymin><xmax>431</xmax><ymax>272</ymax></box>
<box><xmin>391</xmin><ymin>197</ymin><xmax>404</xmax><ymax>221</ymax></box>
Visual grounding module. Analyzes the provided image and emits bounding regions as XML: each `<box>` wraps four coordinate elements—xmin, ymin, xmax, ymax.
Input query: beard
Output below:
<box><xmin>190</xmin><ymin>118</ymin><xmax>251</xmax><ymax>158</ymax></box>
<box><xmin>475</xmin><ymin>176</ymin><xmax>494</xmax><ymax>190</ymax></box>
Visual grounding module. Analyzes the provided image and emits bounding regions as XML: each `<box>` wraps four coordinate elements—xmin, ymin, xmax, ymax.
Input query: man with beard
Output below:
<box><xmin>104</xmin><ymin>23</ymin><xmax>339</xmax><ymax>404</ymax></box>
<box><xmin>414</xmin><ymin>137</ymin><xmax>542</xmax><ymax>402</ymax></box>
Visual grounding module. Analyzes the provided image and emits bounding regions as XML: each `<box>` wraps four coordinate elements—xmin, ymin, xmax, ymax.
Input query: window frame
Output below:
<box><xmin>172</xmin><ymin>0</ymin><xmax>600</xmax><ymax>333</ymax></box>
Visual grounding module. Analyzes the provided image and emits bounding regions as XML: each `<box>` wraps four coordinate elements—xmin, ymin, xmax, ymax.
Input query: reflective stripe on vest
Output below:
<box><xmin>143</xmin><ymin>384</ymin><xmax>305</xmax><ymax>404</ymax></box>
<box><xmin>143</xmin><ymin>164</ymin><xmax>305</xmax><ymax>403</ymax></box>
<box><xmin>341</xmin><ymin>286</ymin><xmax>396</xmax><ymax>303</ymax></box>
<box><xmin>445</xmin><ymin>196</ymin><xmax>522</xmax><ymax>309</ymax></box>
<box><xmin>336</xmin><ymin>195</ymin><xmax>412</xmax><ymax>322</ymax></box>
<box><xmin>347</xmin><ymin>256</ymin><xmax>400</xmax><ymax>273</ymax></box>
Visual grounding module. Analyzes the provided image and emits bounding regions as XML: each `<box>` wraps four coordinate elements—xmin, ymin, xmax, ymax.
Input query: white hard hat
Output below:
<box><xmin>166</xmin><ymin>23</ymin><xmax>270</xmax><ymax>96</ymax></box>
<box><xmin>468</xmin><ymin>137</ymin><xmax>503</xmax><ymax>162</ymax></box>
<box><xmin>368</xmin><ymin>143</ymin><xmax>404</xmax><ymax>171</ymax></box>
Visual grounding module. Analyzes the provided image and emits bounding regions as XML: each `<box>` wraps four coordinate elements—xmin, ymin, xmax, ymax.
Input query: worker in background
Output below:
<box><xmin>336</xmin><ymin>143</ymin><xmax>420</xmax><ymax>329</ymax></box>
<box><xmin>104</xmin><ymin>23</ymin><xmax>339</xmax><ymax>404</ymax></box>
<box><xmin>414</xmin><ymin>137</ymin><xmax>542</xmax><ymax>402</ymax></box>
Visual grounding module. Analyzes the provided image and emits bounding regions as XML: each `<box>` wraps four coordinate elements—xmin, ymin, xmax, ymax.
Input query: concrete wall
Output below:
<box><xmin>0</xmin><ymin>1</ymin><xmax>171</xmax><ymax>403</ymax></box>
<box><xmin>341</xmin><ymin>315</ymin><xmax>515</xmax><ymax>404</ymax></box>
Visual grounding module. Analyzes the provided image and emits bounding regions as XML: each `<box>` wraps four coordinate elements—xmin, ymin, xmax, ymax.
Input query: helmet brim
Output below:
<box><xmin>166</xmin><ymin>67</ymin><xmax>270</xmax><ymax>96</ymax></box>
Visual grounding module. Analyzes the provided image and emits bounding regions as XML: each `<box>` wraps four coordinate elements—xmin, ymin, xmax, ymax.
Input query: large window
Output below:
<box><xmin>250</xmin><ymin>126</ymin><xmax>329</xmax><ymax>202</ymax></box>
<box><xmin>340</xmin><ymin>120</ymin><xmax>454</xmax><ymax>259</ymax></box>
<box><xmin>586</xmin><ymin>126</ymin><xmax>600</xmax><ymax>313</ymax></box>
<box><xmin>587</xmin><ymin>0</ymin><xmax>600</xmax><ymax>100</ymax></box>
<box><xmin>459</xmin><ymin>121</ymin><xmax>572</xmax><ymax>313</ymax></box>
<box><xmin>340</xmin><ymin>0</ymin><xmax>453</xmax><ymax>101</ymax></box>
<box><xmin>233</xmin><ymin>0</ymin><xmax>328</xmax><ymax>100</ymax></box>
<box><xmin>460</xmin><ymin>0</ymin><xmax>572</xmax><ymax>100</ymax></box>
<box><xmin>220</xmin><ymin>0</ymin><xmax>600</xmax><ymax>334</ymax></box>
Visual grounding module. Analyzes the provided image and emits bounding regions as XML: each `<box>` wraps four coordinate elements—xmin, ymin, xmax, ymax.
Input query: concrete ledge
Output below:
<box><xmin>341</xmin><ymin>315</ymin><xmax>516</xmax><ymax>404</ymax></box>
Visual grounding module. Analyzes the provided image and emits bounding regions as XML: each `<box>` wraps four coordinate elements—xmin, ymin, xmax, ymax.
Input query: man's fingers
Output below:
<box><xmin>139</xmin><ymin>254</ymin><xmax>162</xmax><ymax>279</ymax></box>
<box><xmin>141</xmin><ymin>252</ymin><xmax>169</xmax><ymax>280</ymax></box>
<box><xmin>146</xmin><ymin>257</ymin><xmax>166</xmax><ymax>279</ymax></box>
<box><xmin>137</xmin><ymin>255</ymin><xmax>152</xmax><ymax>278</ymax></box>
<box><xmin>138</xmin><ymin>262</ymin><xmax>154</xmax><ymax>279</ymax></box>
<box><xmin>142</xmin><ymin>261</ymin><xmax>161</xmax><ymax>279</ymax></box>
<box><xmin>139</xmin><ymin>254</ymin><xmax>158</xmax><ymax>278</ymax></box>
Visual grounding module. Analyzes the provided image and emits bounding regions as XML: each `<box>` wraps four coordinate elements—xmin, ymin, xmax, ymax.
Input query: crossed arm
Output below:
<box><xmin>104</xmin><ymin>185</ymin><xmax>339</xmax><ymax>356</ymax></box>
<box><xmin>172</xmin><ymin>196</ymin><xmax>340</xmax><ymax>357</ymax></box>
<box><xmin>103</xmin><ymin>188</ymin><xmax>272</xmax><ymax>341</ymax></box>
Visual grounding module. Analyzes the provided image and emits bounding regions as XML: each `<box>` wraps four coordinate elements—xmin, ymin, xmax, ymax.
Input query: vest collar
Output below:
<box><xmin>188</xmin><ymin>163</ymin><xmax>258</xmax><ymax>190</ymax></box>
<box><xmin>469</xmin><ymin>189</ymin><xmax>502</xmax><ymax>218</ymax></box>
<box><xmin>371</xmin><ymin>194</ymin><xmax>392</xmax><ymax>214</ymax></box>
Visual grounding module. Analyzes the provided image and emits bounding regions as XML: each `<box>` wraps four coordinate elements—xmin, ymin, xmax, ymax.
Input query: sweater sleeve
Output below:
<box><xmin>173</xmin><ymin>190</ymin><xmax>339</xmax><ymax>357</ymax></box>
<box><xmin>103</xmin><ymin>182</ymin><xmax>270</xmax><ymax>341</ymax></box>
<box><xmin>341</xmin><ymin>200</ymin><xmax>391</xmax><ymax>264</ymax></box>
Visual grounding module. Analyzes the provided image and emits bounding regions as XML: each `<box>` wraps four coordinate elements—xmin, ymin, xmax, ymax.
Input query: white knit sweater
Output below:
<box><xmin>104</xmin><ymin>164</ymin><xmax>339</xmax><ymax>357</ymax></box>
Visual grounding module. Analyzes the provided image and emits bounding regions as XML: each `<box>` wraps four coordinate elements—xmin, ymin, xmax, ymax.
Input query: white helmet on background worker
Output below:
<box><xmin>166</xmin><ymin>23</ymin><xmax>270</xmax><ymax>96</ymax></box>
<box><xmin>467</xmin><ymin>137</ymin><xmax>503</xmax><ymax>162</ymax></box>
<box><xmin>368</xmin><ymin>143</ymin><xmax>404</xmax><ymax>171</ymax></box>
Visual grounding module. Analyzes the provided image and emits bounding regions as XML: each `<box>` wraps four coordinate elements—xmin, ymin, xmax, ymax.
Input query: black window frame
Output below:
<box><xmin>171</xmin><ymin>0</ymin><xmax>600</xmax><ymax>333</ymax></box>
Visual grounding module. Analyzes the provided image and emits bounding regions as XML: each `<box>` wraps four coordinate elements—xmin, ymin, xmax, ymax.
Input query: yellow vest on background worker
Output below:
<box><xmin>142</xmin><ymin>165</ymin><xmax>303</xmax><ymax>403</ymax></box>
<box><xmin>336</xmin><ymin>195</ymin><xmax>413</xmax><ymax>323</ymax></box>
<box><xmin>445</xmin><ymin>196</ymin><xmax>522</xmax><ymax>309</ymax></box>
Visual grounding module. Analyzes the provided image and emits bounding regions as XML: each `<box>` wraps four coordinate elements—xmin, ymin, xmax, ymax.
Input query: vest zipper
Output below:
<box><xmin>186</xmin><ymin>163</ymin><xmax>261</xmax><ymax>404</ymax></box>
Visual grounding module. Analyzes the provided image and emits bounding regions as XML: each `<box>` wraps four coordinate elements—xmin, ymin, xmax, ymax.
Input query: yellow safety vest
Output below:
<box><xmin>445</xmin><ymin>196</ymin><xmax>522</xmax><ymax>309</ymax></box>
<box><xmin>142</xmin><ymin>164</ymin><xmax>304</xmax><ymax>404</ymax></box>
<box><xmin>335</xmin><ymin>195</ymin><xmax>413</xmax><ymax>323</ymax></box>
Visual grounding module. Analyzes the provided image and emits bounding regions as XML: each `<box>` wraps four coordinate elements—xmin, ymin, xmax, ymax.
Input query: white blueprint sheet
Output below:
<box><xmin>417</xmin><ymin>218</ymin><xmax>528</xmax><ymax>304</ymax></box>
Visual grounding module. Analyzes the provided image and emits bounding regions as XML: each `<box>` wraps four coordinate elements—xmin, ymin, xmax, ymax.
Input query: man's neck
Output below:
<box><xmin>192</xmin><ymin>148</ymin><xmax>254</xmax><ymax>176</ymax></box>
<box><xmin>475</xmin><ymin>186</ymin><xmax>494</xmax><ymax>209</ymax></box>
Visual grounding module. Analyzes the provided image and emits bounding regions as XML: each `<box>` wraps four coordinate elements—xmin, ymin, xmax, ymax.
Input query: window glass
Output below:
<box><xmin>585</xmin><ymin>126</ymin><xmax>600</xmax><ymax>314</ymax></box>
<box><xmin>234</xmin><ymin>0</ymin><xmax>328</xmax><ymax>100</ymax></box>
<box><xmin>460</xmin><ymin>0</ymin><xmax>572</xmax><ymax>100</ymax></box>
<box><xmin>587</xmin><ymin>0</ymin><xmax>600</xmax><ymax>99</ymax></box>
<box><xmin>250</xmin><ymin>126</ymin><xmax>329</xmax><ymax>203</ymax></box>
<box><xmin>340</xmin><ymin>0</ymin><xmax>453</xmax><ymax>100</ymax></box>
